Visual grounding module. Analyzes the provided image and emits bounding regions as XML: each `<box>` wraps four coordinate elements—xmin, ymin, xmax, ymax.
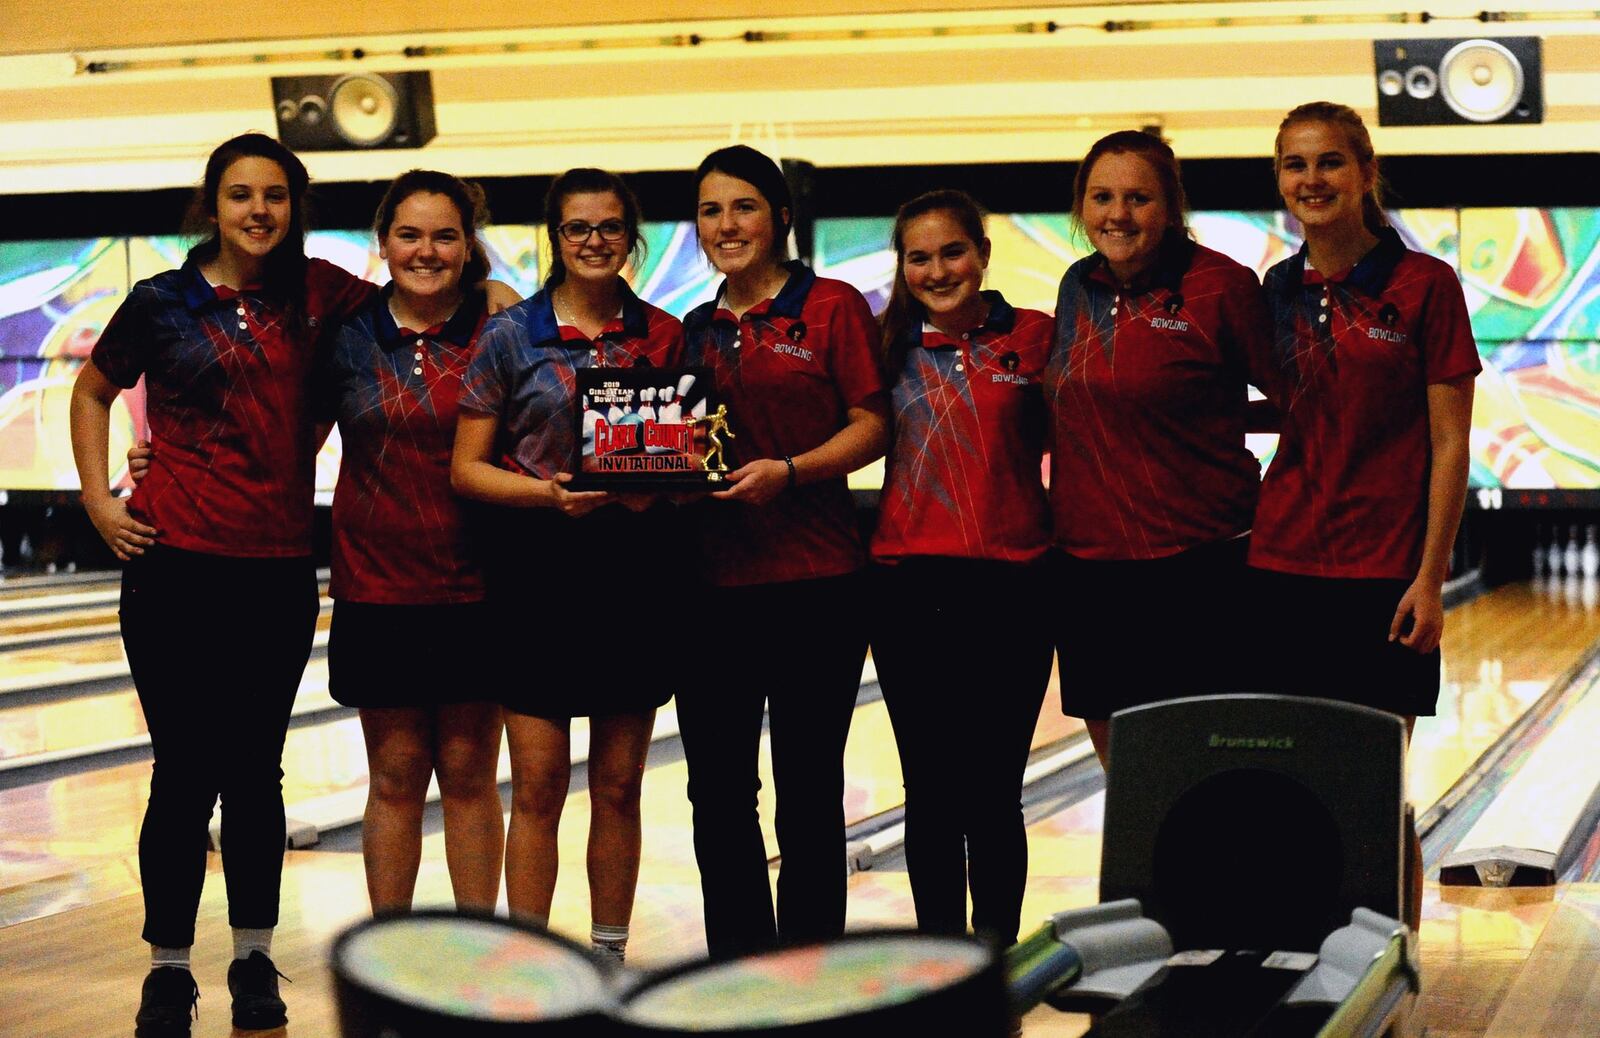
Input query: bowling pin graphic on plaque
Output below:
<box><xmin>570</xmin><ymin>367</ymin><xmax>734</xmax><ymax>490</ymax></box>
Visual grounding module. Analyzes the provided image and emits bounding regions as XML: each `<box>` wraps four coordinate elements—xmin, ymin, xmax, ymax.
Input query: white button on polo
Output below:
<box><xmin>1320</xmin><ymin>297</ymin><xmax>1329</xmax><ymax>308</ymax></box>
<box><xmin>416</xmin><ymin>338</ymin><xmax>426</xmax><ymax>347</ymax></box>
<box><xmin>1318</xmin><ymin>314</ymin><xmax>1328</xmax><ymax>324</ymax></box>
<box><xmin>414</xmin><ymin>351</ymin><xmax>423</xmax><ymax>361</ymax></box>
<box><xmin>236</xmin><ymin>306</ymin><xmax>246</xmax><ymax>316</ymax></box>
<box><xmin>238</xmin><ymin>321</ymin><xmax>248</xmax><ymax>330</ymax></box>
<box><xmin>955</xmin><ymin>363</ymin><xmax>965</xmax><ymax>372</ymax></box>
<box><xmin>413</xmin><ymin>367</ymin><xmax>423</xmax><ymax>375</ymax></box>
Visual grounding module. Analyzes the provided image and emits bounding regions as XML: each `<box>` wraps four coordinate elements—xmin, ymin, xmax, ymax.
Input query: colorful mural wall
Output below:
<box><xmin>2</xmin><ymin>208</ymin><xmax>1596</xmax><ymax>494</ymax></box>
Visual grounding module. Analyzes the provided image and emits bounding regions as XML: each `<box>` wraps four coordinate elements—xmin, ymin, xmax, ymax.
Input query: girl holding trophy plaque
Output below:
<box><xmin>677</xmin><ymin>145</ymin><xmax>889</xmax><ymax>959</ymax></box>
<box><xmin>451</xmin><ymin>168</ymin><xmax>682</xmax><ymax>963</ymax></box>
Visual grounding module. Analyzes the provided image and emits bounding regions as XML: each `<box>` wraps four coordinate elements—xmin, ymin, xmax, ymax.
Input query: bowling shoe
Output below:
<box><xmin>134</xmin><ymin>966</ymin><xmax>199</xmax><ymax>1038</ymax></box>
<box><xmin>226</xmin><ymin>950</ymin><xmax>288</xmax><ymax>1030</ymax></box>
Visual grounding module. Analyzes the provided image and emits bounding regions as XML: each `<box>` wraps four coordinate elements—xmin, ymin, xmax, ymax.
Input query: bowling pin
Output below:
<box><xmin>639</xmin><ymin>386</ymin><xmax>657</xmax><ymax>423</ymax></box>
<box><xmin>1547</xmin><ymin>528</ymin><xmax>1563</xmax><ymax>576</ymax></box>
<box><xmin>582</xmin><ymin>408</ymin><xmax>601</xmax><ymax>454</ymax></box>
<box><xmin>1565</xmin><ymin>524</ymin><xmax>1581</xmax><ymax>578</ymax></box>
<box><xmin>1583</xmin><ymin>525</ymin><xmax>1599</xmax><ymax>579</ymax></box>
<box><xmin>658</xmin><ymin>385</ymin><xmax>681</xmax><ymax>424</ymax></box>
<box><xmin>1533</xmin><ymin>523</ymin><xmax>1546</xmax><ymax>579</ymax></box>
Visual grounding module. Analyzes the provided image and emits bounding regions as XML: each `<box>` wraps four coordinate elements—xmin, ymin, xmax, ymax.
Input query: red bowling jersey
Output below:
<box><xmin>1045</xmin><ymin>238</ymin><xmax>1268</xmax><ymax>560</ymax></box>
<box><xmin>320</xmin><ymin>288</ymin><xmax>489</xmax><ymax>604</ymax></box>
<box><xmin>92</xmin><ymin>258</ymin><xmax>374</xmax><ymax>557</ymax></box>
<box><xmin>871</xmin><ymin>292</ymin><xmax>1052</xmax><ymax>563</ymax></box>
<box><xmin>1250</xmin><ymin>229</ymin><xmax>1481</xmax><ymax>579</ymax></box>
<box><xmin>682</xmin><ymin>262</ymin><xmax>887</xmax><ymax>587</ymax></box>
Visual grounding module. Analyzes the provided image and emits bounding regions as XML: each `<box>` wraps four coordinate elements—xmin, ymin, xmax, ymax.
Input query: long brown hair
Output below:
<box><xmin>183</xmin><ymin>133</ymin><xmax>311</xmax><ymax>329</ymax></box>
<box><xmin>880</xmin><ymin>189</ymin><xmax>988</xmax><ymax>376</ymax></box>
<box><xmin>1274</xmin><ymin>101</ymin><xmax>1388</xmax><ymax>234</ymax></box>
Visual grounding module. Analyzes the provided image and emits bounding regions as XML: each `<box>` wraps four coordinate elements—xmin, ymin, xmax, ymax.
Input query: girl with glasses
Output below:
<box><xmin>451</xmin><ymin>167</ymin><xmax>682</xmax><ymax>962</ymax></box>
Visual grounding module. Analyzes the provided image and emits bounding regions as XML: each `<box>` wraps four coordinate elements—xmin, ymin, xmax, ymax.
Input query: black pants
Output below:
<box><xmin>675</xmin><ymin>572</ymin><xmax>868</xmax><ymax>959</ymax></box>
<box><xmin>121</xmin><ymin>545</ymin><xmax>319</xmax><ymax>948</ymax></box>
<box><xmin>871</xmin><ymin>558</ymin><xmax>1054</xmax><ymax>946</ymax></box>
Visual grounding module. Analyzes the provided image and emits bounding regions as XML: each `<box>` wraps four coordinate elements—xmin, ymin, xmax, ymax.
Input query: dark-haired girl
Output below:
<box><xmin>1044</xmin><ymin>130</ymin><xmax>1273</xmax><ymax>769</ymax></box>
<box><xmin>451</xmin><ymin>168</ymin><xmax>681</xmax><ymax>963</ymax></box>
<box><xmin>318</xmin><ymin>170</ymin><xmax>505</xmax><ymax>917</ymax></box>
<box><xmin>676</xmin><ymin>145</ymin><xmax>889</xmax><ymax>958</ymax></box>
<box><xmin>871</xmin><ymin>190</ymin><xmax>1054</xmax><ymax>946</ymax></box>
<box><xmin>1253</xmin><ymin>102</ymin><xmax>1478</xmax><ymax>925</ymax></box>
<box><xmin>71</xmin><ymin>133</ymin><xmax>375</xmax><ymax>1037</ymax></box>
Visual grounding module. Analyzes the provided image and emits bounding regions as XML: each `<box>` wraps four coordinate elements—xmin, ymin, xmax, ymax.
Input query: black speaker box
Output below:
<box><xmin>271</xmin><ymin>71</ymin><xmax>437</xmax><ymax>151</ymax></box>
<box><xmin>1100</xmin><ymin>694</ymin><xmax>1406</xmax><ymax>953</ymax></box>
<box><xmin>1374</xmin><ymin>37</ymin><xmax>1542</xmax><ymax>126</ymax></box>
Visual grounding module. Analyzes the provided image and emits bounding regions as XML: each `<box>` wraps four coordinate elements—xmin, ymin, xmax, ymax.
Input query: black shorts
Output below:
<box><xmin>1053</xmin><ymin>537</ymin><xmax>1254</xmax><ymax>720</ymax></box>
<box><xmin>475</xmin><ymin>502</ymin><xmax>677</xmax><ymax>719</ymax></box>
<box><xmin>1248</xmin><ymin>567</ymin><xmax>1441</xmax><ymax>718</ymax></box>
<box><xmin>328</xmin><ymin>600</ymin><xmax>495</xmax><ymax>709</ymax></box>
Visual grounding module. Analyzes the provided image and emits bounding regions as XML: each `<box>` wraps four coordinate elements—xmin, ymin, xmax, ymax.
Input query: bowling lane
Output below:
<box><xmin>0</xmin><ymin>602</ymin><xmax>334</xmax><ymax>701</ymax></box>
<box><xmin>0</xmin><ymin>606</ymin><xmax>119</xmax><ymax>646</ymax></box>
<box><xmin>0</xmin><ymin>657</ymin><xmax>340</xmax><ymax>766</ymax></box>
<box><xmin>1411</xmin><ymin>578</ymin><xmax>1600</xmax><ymax>813</ymax></box>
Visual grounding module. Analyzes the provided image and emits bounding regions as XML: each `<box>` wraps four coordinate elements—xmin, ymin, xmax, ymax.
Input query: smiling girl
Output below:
<box><xmin>450</xmin><ymin>167</ymin><xmax>681</xmax><ymax>962</ymax></box>
<box><xmin>870</xmin><ymin>190</ymin><xmax>1054</xmax><ymax>947</ymax></box>
<box><xmin>70</xmin><ymin>133</ymin><xmax>375</xmax><ymax>1038</ymax></box>
<box><xmin>1251</xmin><ymin>102</ymin><xmax>1479</xmax><ymax>925</ymax></box>
<box><xmin>317</xmin><ymin>170</ymin><xmax>504</xmax><ymax>920</ymax></box>
<box><xmin>677</xmin><ymin>145</ymin><xmax>888</xmax><ymax>958</ymax></box>
<box><xmin>1043</xmin><ymin>130</ymin><xmax>1273</xmax><ymax>769</ymax></box>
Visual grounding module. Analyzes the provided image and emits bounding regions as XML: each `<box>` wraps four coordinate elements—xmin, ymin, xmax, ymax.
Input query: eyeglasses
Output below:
<box><xmin>558</xmin><ymin>220</ymin><xmax>629</xmax><ymax>244</ymax></box>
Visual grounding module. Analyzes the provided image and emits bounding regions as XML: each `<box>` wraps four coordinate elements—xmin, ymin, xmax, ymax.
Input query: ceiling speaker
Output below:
<box><xmin>1374</xmin><ymin>37</ymin><xmax>1541</xmax><ymax>126</ymax></box>
<box><xmin>271</xmin><ymin>71</ymin><xmax>436</xmax><ymax>151</ymax></box>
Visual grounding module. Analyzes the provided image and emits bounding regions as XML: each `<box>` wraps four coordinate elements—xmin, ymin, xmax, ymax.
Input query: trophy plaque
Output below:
<box><xmin>570</xmin><ymin>366</ymin><xmax>734</xmax><ymax>491</ymax></box>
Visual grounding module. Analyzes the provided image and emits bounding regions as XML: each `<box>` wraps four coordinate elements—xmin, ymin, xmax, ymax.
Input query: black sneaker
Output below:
<box><xmin>226</xmin><ymin>951</ymin><xmax>289</xmax><ymax>1030</ymax></box>
<box><xmin>134</xmin><ymin>966</ymin><xmax>199</xmax><ymax>1038</ymax></box>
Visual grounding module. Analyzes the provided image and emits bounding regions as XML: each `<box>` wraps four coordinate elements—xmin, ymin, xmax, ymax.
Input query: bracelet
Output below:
<box><xmin>783</xmin><ymin>455</ymin><xmax>797</xmax><ymax>490</ymax></box>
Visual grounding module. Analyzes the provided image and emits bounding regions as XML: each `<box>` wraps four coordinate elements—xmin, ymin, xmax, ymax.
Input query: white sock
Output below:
<box><xmin>150</xmin><ymin>945</ymin><xmax>191</xmax><ymax>970</ymax></box>
<box><xmin>591</xmin><ymin>922</ymin><xmax>629</xmax><ymax>963</ymax></box>
<box><xmin>232</xmin><ymin>927</ymin><xmax>273</xmax><ymax>961</ymax></box>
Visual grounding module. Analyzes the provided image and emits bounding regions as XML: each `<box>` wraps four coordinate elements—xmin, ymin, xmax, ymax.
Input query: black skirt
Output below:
<box><xmin>328</xmin><ymin>600</ymin><xmax>495</xmax><ymax>708</ymax></box>
<box><xmin>473</xmin><ymin>501</ymin><xmax>680</xmax><ymax>719</ymax></box>
<box><xmin>1052</xmin><ymin>536</ymin><xmax>1255</xmax><ymax>720</ymax></box>
<box><xmin>1247</xmin><ymin>566</ymin><xmax>1442</xmax><ymax>717</ymax></box>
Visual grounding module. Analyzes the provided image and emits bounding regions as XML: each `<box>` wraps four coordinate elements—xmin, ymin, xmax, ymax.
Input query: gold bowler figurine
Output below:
<box><xmin>685</xmin><ymin>404</ymin><xmax>735</xmax><ymax>481</ymax></box>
